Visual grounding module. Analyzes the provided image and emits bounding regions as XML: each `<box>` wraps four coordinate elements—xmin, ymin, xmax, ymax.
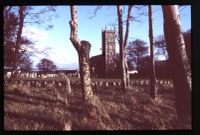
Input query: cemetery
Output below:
<box><xmin>4</xmin><ymin>73</ymin><xmax>186</xmax><ymax>130</ymax></box>
<box><xmin>4</xmin><ymin>5</ymin><xmax>191</xmax><ymax>130</ymax></box>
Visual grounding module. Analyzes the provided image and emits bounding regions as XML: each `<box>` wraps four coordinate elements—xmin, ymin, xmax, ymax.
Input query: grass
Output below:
<box><xmin>4</xmin><ymin>78</ymin><xmax>191</xmax><ymax>130</ymax></box>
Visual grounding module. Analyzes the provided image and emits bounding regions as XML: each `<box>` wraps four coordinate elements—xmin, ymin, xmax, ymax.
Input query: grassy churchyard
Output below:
<box><xmin>4</xmin><ymin>76</ymin><xmax>191</xmax><ymax>130</ymax></box>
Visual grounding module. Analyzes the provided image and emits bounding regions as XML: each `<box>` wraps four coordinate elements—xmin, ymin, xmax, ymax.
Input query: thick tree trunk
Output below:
<box><xmin>78</xmin><ymin>41</ymin><xmax>93</xmax><ymax>102</ymax></box>
<box><xmin>124</xmin><ymin>58</ymin><xmax>130</xmax><ymax>89</ymax></box>
<box><xmin>148</xmin><ymin>5</ymin><xmax>157</xmax><ymax>98</ymax></box>
<box><xmin>162</xmin><ymin>5</ymin><xmax>191</xmax><ymax>119</ymax></box>
<box><xmin>117</xmin><ymin>6</ymin><xmax>128</xmax><ymax>92</ymax></box>
<box><xmin>117</xmin><ymin>5</ymin><xmax>132</xmax><ymax>92</ymax></box>
<box><xmin>124</xmin><ymin>6</ymin><xmax>133</xmax><ymax>89</ymax></box>
<box><xmin>12</xmin><ymin>6</ymin><xmax>25</xmax><ymax>78</ymax></box>
<box><xmin>69</xmin><ymin>6</ymin><xmax>93</xmax><ymax>103</ymax></box>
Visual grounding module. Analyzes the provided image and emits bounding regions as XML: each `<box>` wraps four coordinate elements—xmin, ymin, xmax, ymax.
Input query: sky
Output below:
<box><xmin>22</xmin><ymin>5</ymin><xmax>191</xmax><ymax>69</ymax></box>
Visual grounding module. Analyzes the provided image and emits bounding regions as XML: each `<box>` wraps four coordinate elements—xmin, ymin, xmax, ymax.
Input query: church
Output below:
<box><xmin>90</xmin><ymin>27</ymin><xmax>120</xmax><ymax>78</ymax></box>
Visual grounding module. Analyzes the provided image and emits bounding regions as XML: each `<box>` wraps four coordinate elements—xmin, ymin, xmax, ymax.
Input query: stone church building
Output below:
<box><xmin>90</xmin><ymin>27</ymin><xmax>119</xmax><ymax>78</ymax></box>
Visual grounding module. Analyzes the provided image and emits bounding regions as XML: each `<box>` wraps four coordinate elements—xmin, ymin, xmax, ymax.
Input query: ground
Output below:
<box><xmin>4</xmin><ymin>77</ymin><xmax>191</xmax><ymax>130</ymax></box>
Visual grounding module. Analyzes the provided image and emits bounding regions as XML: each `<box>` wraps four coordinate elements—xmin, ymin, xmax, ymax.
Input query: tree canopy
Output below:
<box><xmin>37</xmin><ymin>58</ymin><xmax>57</xmax><ymax>73</ymax></box>
<box><xmin>126</xmin><ymin>39</ymin><xmax>149</xmax><ymax>71</ymax></box>
<box><xmin>4</xmin><ymin>6</ymin><xmax>56</xmax><ymax>75</ymax></box>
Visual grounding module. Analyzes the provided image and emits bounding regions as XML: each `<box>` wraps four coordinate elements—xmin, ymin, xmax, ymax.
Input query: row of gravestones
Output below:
<box><xmin>4</xmin><ymin>79</ymin><xmax>172</xmax><ymax>88</ymax></box>
<box><xmin>72</xmin><ymin>80</ymin><xmax>172</xmax><ymax>88</ymax></box>
<box><xmin>5</xmin><ymin>80</ymin><xmax>68</xmax><ymax>88</ymax></box>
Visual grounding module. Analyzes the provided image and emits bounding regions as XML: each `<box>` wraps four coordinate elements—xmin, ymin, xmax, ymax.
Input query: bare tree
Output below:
<box><xmin>154</xmin><ymin>31</ymin><xmax>191</xmax><ymax>62</ymax></box>
<box><xmin>126</xmin><ymin>39</ymin><xmax>148</xmax><ymax>71</ymax></box>
<box><xmin>19</xmin><ymin>53</ymin><xmax>33</xmax><ymax>72</ymax></box>
<box><xmin>154</xmin><ymin>35</ymin><xmax>168</xmax><ymax>60</ymax></box>
<box><xmin>162</xmin><ymin>5</ymin><xmax>191</xmax><ymax>119</ymax></box>
<box><xmin>4</xmin><ymin>6</ymin><xmax>57</xmax><ymax>78</ymax></box>
<box><xmin>37</xmin><ymin>58</ymin><xmax>57</xmax><ymax>73</ymax></box>
<box><xmin>148</xmin><ymin>5</ymin><xmax>157</xmax><ymax>99</ymax></box>
<box><xmin>117</xmin><ymin>5</ymin><xmax>133</xmax><ymax>93</ymax></box>
<box><xmin>12</xmin><ymin>6</ymin><xmax>26</xmax><ymax>77</ymax></box>
<box><xmin>69</xmin><ymin>6</ymin><xmax>93</xmax><ymax>103</ymax></box>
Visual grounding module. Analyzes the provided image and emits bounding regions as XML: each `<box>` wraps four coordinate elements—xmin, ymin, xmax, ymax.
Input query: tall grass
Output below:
<box><xmin>4</xmin><ymin>79</ymin><xmax>191</xmax><ymax>130</ymax></box>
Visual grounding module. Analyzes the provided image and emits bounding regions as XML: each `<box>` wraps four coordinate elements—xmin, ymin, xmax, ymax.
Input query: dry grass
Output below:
<box><xmin>4</xmin><ymin>78</ymin><xmax>191</xmax><ymax>130</ymax></box>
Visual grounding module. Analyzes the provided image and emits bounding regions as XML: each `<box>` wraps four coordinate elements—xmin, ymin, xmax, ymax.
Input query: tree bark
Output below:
<box><xmin>78</xmin><ymin>41</ymin><xmax>93</xmax><ymax>102</ymax></box>
<box><xmin>12</xmin><ymin>6</ymin><xmax>25</xmax><ymax>78</ymax></box>
<box><xmin>69</xmin><ymin>6</ymin><xmax>93</xmax><ymax>103</ymax></box>
<box><xmin>124</xmin><ymin>5</ymin><xmax>133</xmax><ymax>90</ymax></box>
<box><xmin>162</xmin><ymin>5</ymin><xmax>191</xmax><ymax>119</ymax></box>
<box><xmin>117</xmin><ymin>5</ymin><xmax>132</xmax><ymax>92</ymax></box>
<box><xmin>117</xmin><ymin>6</ymin><xmax>127</xmax><ymax>92</ymax></box>
<box><xmin>148</xmin><ymin>5</ymin><xmax>157</xmax><ymax>98</ymax></box>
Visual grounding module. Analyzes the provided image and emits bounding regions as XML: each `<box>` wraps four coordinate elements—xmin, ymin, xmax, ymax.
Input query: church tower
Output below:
<box><xmin>102</xmin><ymin>26</ymin><xmax>116</xmax><ymax>74</ymax></box>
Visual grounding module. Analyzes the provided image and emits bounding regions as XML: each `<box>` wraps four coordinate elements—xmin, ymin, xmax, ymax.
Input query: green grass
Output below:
<box><xmin>4</xmin><ymin>78</ymin><xmax>191</xmax><ymax>130</ymax></box>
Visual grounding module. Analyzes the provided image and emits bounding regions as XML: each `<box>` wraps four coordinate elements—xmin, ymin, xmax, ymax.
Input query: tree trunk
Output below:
<box><xmin>117</xmin><ymin>5</ymin><xmax>132</xmax><ymax>92</ymax></box>
<box><xmin>69</xmin><ymin>6</ymin><xmax>93</xmax><ymax>103</ymax></box>
<box><xmin>117</xmin><ymin>6</ymin><xmax>128</xmax><ymax>92</ymax></box>
<box><xmin>124</xmin><ymin>58</ymin><xmax>130</xmax><ymax>89</ymax></box>
<box><xmin>162</xmin><ymin>5</ymin><xmax>191</xmax><ymax>119</ymax></box>
<box><xmin>124</xmin><ymin>6</ymin><xmax>133</xmax><ymax>89</ymax></box>
<box><xmin>78</xmin><ymin>41</ymin><xmax>93</xmax><ymax>102</ymax></box>
<box><xmin>148</xmin><ymin>5</ymin><xmax>157</xmax><ymax>98</ymax></box>
<box><xmin>12</xmin><ymin>6</ymin><xmax>25</xmax><ymax>78</ymax></box>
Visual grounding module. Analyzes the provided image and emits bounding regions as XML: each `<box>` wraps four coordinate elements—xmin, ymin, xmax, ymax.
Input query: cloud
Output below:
<box><xmin>22</xmin><ymin>27</ymin><xmax>48</xmax><ymax>41</ymax></box>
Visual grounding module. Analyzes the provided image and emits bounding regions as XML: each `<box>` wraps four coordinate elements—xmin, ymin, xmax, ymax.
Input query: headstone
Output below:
<box><xmin>52</xmin><ymin>81</ymin><xmax>55</xmax><ymax>85</ymax></box>
<box><xmin>66</xmin><ymin>77</ymin><xmax>72</xmax><ymax>94</ymax></box>
<box><xmin>105</xmin><ymin>82</ymin><xmax>109</xmax><ymax>87</ymax></box>
<box><xmin>118</xmin><ymin>82</ymin><xmax>121</xmax><ymax>86</ymax></box>
<box><xmin>160</xmin><ymin>80</ymin><xmax>163</xmax><ymax>84</ymax></box>
<box><xmin>77</xmin><ymin>73</ymin><xmax>80</xmax><ymax>79</ymax></box>
<box><xmin>38</xmin><ymin>82</ymin><xmax>41</xmax><ymax>87</ymax></box>
<box><xmin>92</xmin><ymin>82</ymin><xmax>95</xmax><ymax>87</ymax></box>
<box><xmin>146</xmin><ymin>80</ymin><xmax>149</xmax><ymax>85</ymax></box>
<box><xmin>27</xmin><ymin>81</ymin><xmax>31</xmax><ymax>87</ymax></box>
<box><xmin>130</xmin><ymin>81</ymin><xmax>133</xmax><ymax>85</ymax></box>
<box><xmin>36</xmin><ymin>82</ymin><xmax>38</xmax><ymax>87</ymax></box>
<box><xmin>20</xmin><ymin>80</ymin><xmax>24</xmax><ymax>84</ymax></box>
<box><xmin>136</xmin><ymin>80</ymin><xmax>138</xmax><ymax>84</ymax></box>
<box><xmin>95</xmin><ymin>81</ymin><xmax>98</xmax><ymax>87</ymax></box>
<box><xmin>31</xmin><ymin>81</ymin><xmax>34</xmax><ymax>87</ymax></box>
<box><xmin>99</xmin><ymin>81</ymin><xmax>103</xmax><ymax>87</ymax></box>
<box><xmin>140</xmin><ymin>80</ymin><xmax>144</xmax><ymax>85</ymax></box>
<box><xmin>113</xmin><ymin>82</ymin><xmax>116</xmax><ymax>86</ymax></box>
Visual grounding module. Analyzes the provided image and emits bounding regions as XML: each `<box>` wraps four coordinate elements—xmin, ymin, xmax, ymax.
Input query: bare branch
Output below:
<box><xmin>117</xmin><ymin>5</ymin><xmax>124</xmax><ymax>47</ymax></box>
<box><xmin>178</xmin><ymin>5</ymin><xmax>188</xmax><ymax>12</ymax></box>
<box><xmin>69</xmin><ymin>5</ymin><xmax>81</xmax><ymax>51</ymax></box>
<box><xmin>115</xmin><ymin>33</ymin><xmax>120</xmax><ymax>43</ymax></box>
<box><xmin>124</xmin><ymin>5</ymin><xmax>133</xmax><ymax>47</ymax></box>
<box><xmin>23</xmin><ymin>6</ymin><xmax>57</xmax><ymax>31</ymax></box>
<box><xmin>89</xmin><ymin>6</ymin><xmax>103</xmax><ymax>19</ymax></box>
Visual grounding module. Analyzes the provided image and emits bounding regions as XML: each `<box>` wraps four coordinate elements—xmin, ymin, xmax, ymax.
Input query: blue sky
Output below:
<box><xmin>23</xmin><ymin>5</ymin><xmax>191</xmax><ymax>69</ymax></box>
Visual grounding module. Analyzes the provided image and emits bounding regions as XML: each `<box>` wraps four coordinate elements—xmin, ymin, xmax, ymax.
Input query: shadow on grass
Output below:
<box><xmin>4</xmin><ymin>80</ymin><xmax>191</xmax><ymax>130</ymax></box>
<box><xmin>4</xmin><ymin>93</ymin><xmax>67</xmax><ymax>109</ymax></box>
<box><xmin>4</xmin><ymin>111</ymin><xmax>64</xmax><ymax>130</ymax></box>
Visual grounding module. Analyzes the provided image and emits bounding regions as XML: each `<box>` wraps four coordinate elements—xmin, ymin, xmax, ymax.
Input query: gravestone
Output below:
<box><xmin>113</xmin><ymin>82</ymin><xmax>116</xmax><ymax>86</ymax></box>
<box><xmin>105</xmin><ymin>82</ymin><xmax>109</xmax><ymax>87</ymax></box>
<box><xmin>27</xmin><ymin>81</ymin><xmax>31</xmax><ymax>87</ymax></box>
<box><xmin>118</xmin><ymin>82</ymin><xmax>121</xmax><ymax>86</ymax></box>
<box><xmin>140</xmin><ymin>80</ymin><xmax>144</xmax><ymax>85</ymax></box>
<box><xmin>65</xmin><ymin>77</ymin><xmax>72</xmax><ymax>94</ymax></box>
<box><xmin>99</xmin><ymin>81</ymin><xmax>103</xmax><ymax>87</ymax></box>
